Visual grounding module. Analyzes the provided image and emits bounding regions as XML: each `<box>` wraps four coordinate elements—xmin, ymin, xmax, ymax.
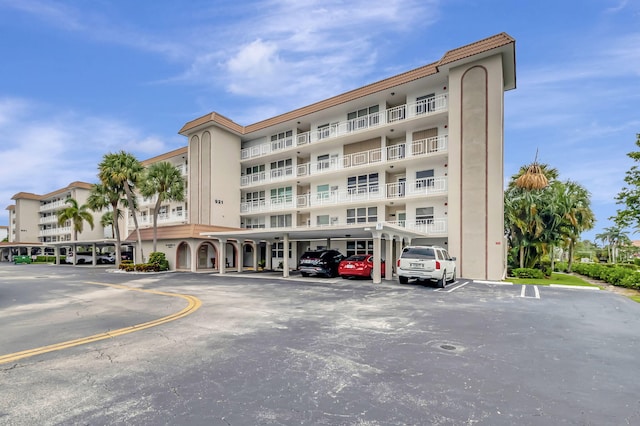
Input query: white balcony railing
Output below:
<box><xmin>240</xmin><ymin>94</ymin><xmax>448</xmax><ymax>160</ymax></box>
<box><xmin>241</xmin><ymin>135</ymin><xmax>448</xmax><ymax>187</ymax></box>
<box><xmin>386</xmin><ymin>219</ymin><xmax>447</xmax><ymax>234</ymax></box>
<box><xmin>128</xmin><ymin>210</ymin><xmax>188</xmax><ymax>228</ymax></box>
<box><xmin>39</xmin><ymin>200</ymin><xmax>68</xmax><ymax>212</ymax></box>
<box><xmin>38</xmin><ymin>226</ymin><xmax>71</xmax><ymax>237</ymax></box>
<box><xmin>39</xmin><ymin>215</ymin><xmax>58</xmax><ymax>224</ymax></box>
<box><xmin>240</xmin><ymin>177</ymin><xmax>446</xmax><ymax>214</ymax></box>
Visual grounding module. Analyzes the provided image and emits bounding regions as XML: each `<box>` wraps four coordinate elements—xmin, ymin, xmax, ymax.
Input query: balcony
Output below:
<box><xmin>240</xmin><ymin>135</ymin><xmax>448</xmax><ymax>187</ymax></box>
<box><xmin>39</xmin><ymin>200</ymin><xmax>67</xmax><ymax>212</ymax></box>
<box><xmin>128</xmin><ymin>210</ymin><xmax>188</xmax><ymax>228</ymax></box>
<box><xmin>240</xmin><ymin>94</ymin><xmax>448</xmax><ymax>160</ymax></box>
<box><xmin>240</xmin><ymin>177</ymin><xmax>447</xmax><ymax>214</ymax></box>
<box><xmin>38</xmin><ymin>226</ymin><xmax>71</xmax><ymax>237</ymax></box>
<box><xmin>39</xmin><ymin>215</ymin><xmax>58</xmax><ymax>224</ymax></box>
<box><xmin>386</xmin><ymin>219</ymin><xmax>447</xmax><ymax>235</ymax></box>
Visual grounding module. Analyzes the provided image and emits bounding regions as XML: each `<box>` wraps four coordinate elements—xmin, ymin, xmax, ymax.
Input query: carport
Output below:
<box><xmin>200</xmin><ymin>223</ymin><xmax>428</xmax><ymax>284</ymax></box>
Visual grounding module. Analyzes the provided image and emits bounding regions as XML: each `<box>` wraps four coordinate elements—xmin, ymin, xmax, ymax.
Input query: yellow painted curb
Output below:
<box><xmin>0</xmin><ymin>281</ymin><xmax>202</xmax><ymax>365</ymax></box>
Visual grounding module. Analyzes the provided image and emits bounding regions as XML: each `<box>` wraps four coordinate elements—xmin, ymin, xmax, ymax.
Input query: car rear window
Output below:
<box><xmin>401</xmin><ymin>247</ymin><xmax>435</xmax><ymax>259</ymax></box>
<box><xmin>300</xmin><ymin>251</ymin><xmax>322</xmax><ymax>259</ymax></box>
<box><xmin>346</xmin><ymin>255</ymin><xmax>367</xmax><ymax>261</ymax></box>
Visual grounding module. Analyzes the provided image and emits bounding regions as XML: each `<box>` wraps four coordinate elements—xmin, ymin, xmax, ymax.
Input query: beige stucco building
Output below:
<box><xmin>2</xmin><ymin>33</ymin><xmax>516</xmax><ymax>282</ymax></box>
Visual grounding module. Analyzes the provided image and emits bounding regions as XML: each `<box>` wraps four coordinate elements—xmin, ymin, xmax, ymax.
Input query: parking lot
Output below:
<box><xmin>1</xmin><ymin>264</ymin><xmax>640</xmax><ymax>425</ymax></box>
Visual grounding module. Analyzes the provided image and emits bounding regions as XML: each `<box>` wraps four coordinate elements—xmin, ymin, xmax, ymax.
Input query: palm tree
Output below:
<box><xmin>558</xmin><ymin>181</ymin><xmax>595</xmax><ymax>272</ymax></box>
<box><xmin>57</xmin><ymin>197</ymin><xmax>94</xmax><ymax>241</ymax></box>
<box><xmin>139</xmin><ymin>161</ymin><xmax>185</xmax><ymax>252</ymax></box>
<box><xmin>87</xmin><ymin>181</ymin><xmax>132</xmax><ymax>266</ymax></box>
<box><xmin>98</xmin><ymin>151</ymin><xmax>145</xmax><ymax>262</ymax></box>
<box><xmin>596</xmin><ymin>226</ymin><xmax>628</xmax><ymax>264</ymax></box>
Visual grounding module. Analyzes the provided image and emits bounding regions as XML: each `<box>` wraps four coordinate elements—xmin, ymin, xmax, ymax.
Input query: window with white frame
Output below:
<box><xmin>245</xmin><ymin>191</ymin><xmax>266</xmax><ymax>204</ymax></box>
<box><xmin>270</xmin><ymin>187</ymin><xmax>292</xmax><ymax>205</ymax></box>
<box><xmin>244</xmin><ymin>217</ymin><xmax>265</xmax><ymax>229</ymax></box>
<box><xmin>416</xmin><ymin>169</ymin><xmax>435</xmax><ymax>188</ymax></box>
<box><xmin>346</xmin><ymin>240</ymin><xmax>373</xmax><ymax>257</ymax></box>
<box><xmin>270</xmin><ymin>158</ymin><xmax>293</xmax><ymax>179</ymax></box>
<box><xmin>270</xmin><ymin>214</ymin><xmax>292</xmax><ymax>228</ymax></box>
<box><xmin>416</xmin><ymin>207</ymin><xmax>434</xmax><ymax>224</ymax></box>
<box><xmin>316</xmin><ymin>215</ymin><xmax>330</xmax><ymax>226</ymax></box>
<box><xmin>347</xmin><ymin>173</ymin><xmax>378</xmax><ymax>195</ymax></box>
<box><xmin>347</xmin><ymin>105</ymin><xmax>380</xmax><ymax>131</ymax></box>
<box><xmin>416</xmin><ymin>93</ymin><xmax>436</xmax><ymax>115</ymax></box>
<box><xmin>316</xmin><ymin>184</ymin><xmax>331</xmax><ymax>202</ymax></box>
<box><xmin>346</xmin><ymin>207</ymin><xmax>377</xmax><ymax>224</ymax></box>
<box><xmin>271</xmin><ymin>242</ymin><xmax>292</xmax><ymax>258</ymax></box>
<box><xmin>245</xmin><ymin>164</ymin><xmax>266</xmax><ymax>184</ymax></box>
<box><xmin>270</xmin><ymin>130</ymin><xmax>293</xmax><ymax>150</ymax></box>
<box><xmin>158</xmin><ymin>205</ymin><xmax>169</xmax><ymax>219</ymax></box>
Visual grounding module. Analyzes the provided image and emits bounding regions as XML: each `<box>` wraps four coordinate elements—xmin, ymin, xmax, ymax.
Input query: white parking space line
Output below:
<box><xmin>520</xmin><ymin>285</ymin><xmax>540</xmax><ymax>299</ymax></box>
<box><xmin>474</xmin><ymin>280</ymin><xmax>513</xmax><ymax>285</ymax></box>
<box><xmin>436</xmin><ymin>280</ymin><xmax>470</xmax><ymax>292</ymax></box>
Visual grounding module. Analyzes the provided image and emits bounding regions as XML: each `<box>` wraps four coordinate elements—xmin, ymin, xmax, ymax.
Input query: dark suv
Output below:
<box><xmin>299</xmin><ymin>250</ymin><xmax>345</xmax><ymax>277</ymax></box>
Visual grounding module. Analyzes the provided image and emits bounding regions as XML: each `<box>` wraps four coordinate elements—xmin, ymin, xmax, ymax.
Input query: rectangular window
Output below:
<box><xmin>270</xmin><ymin>187</ymin><xmax>292</xmax><ymax>204</ymax></box>
<box><xmin>346</xmin><ymin>240</ymin><xmax>374</xmax><ymax>257</ymax></box>
<box><xmin>270</xmin><ymin>214</ymin><xmax>292</xmax><ymax>228</ymax></box>
<box><xmin>346</xmin><ymin>206</ymin><xmax>377</xmax><ymax>224</ymax></box>
<box><xmin>347</xmin><ymin>105</ymin><xmax>380</xmax><ymax>131</ymax></box>
<box><xmin>246</xmin><ymin>191</ymin><xmax>266</xmax><ymax>203</ymax></box>
<box><xmin>347</xmin><ymin>173</ymin><xmax>378</xmax><ymax>195</ymax></box>
<box><xmin>244</xmin><ymin>217</ymin><xmax>266</xmax><ymax>229</ymax></box>
<box><xmin>416</xmin><ymin>207</ymin><xmax>434</xmax><ymax>224</ymax></box>
<box><xmin>316</xmin><ymin>215</ymin><xmax>330</xmax><ymax>226</ymax></box>
<box><xmin>317</xmin><ymin>154</ymin><xmax>337</xmax><ymax>171</ymax></box>
<box><xmin>270</xmin><ymin>158</ymin><xmax>293</xmax><ymax>179</ymax></box>
<box><xmin>416</xmin><ymin>169</ymin><xmax>435</xmax><ymax>188</ymax></box>
<box><xmin>270</xmin><ymin>130</ymin><xmax>293</xmax><ymax>151</ymax></box>
<box><xmin>271</xmin><ymin>242</ymin><xmax>292</xmax><ymax>258</ymax></box>
<box><xmin>416</xmin><ymin>94</ymin><xmax>436</xmax><ymax>115</ymax></box>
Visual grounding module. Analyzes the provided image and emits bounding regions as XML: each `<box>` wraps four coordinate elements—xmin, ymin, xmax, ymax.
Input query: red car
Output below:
<box><xmin>338</xmin><ymin>254</ymin><xmax>385</xmax><ymax>279</ymax></box>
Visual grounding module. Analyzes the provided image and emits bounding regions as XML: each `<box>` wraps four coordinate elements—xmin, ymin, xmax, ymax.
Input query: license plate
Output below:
<box><xmin>410</xmin><ymin>263</ymin><xmax>424</xmax><ymax>268</ymax></box>
<box><xmin>345</xmin><ymin>264</ymin><xmax>355</xmax><ymax>268</ymax></box>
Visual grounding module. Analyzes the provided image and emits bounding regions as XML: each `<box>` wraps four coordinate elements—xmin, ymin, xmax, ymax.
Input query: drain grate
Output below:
<box><xmin>440</xmin><ymin>344</ymin><xmax>456</xmax><ymax>351</ymax></box>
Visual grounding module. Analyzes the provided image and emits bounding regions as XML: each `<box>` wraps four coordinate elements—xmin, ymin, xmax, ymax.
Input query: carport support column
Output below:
<box><xmin>235</xmin><ymin>242</ymin><xmax>242</xmax><ymax>272</ymax></box>
<box><xmin>252</xmin><ymin>242</ymin><xmax>258</xmax><ymax>271</ymax></box>
<box><xmin>385</xmin><ymin>238</ymin><xmax>393</xmax><ymax>281</ymax></box>
<box><xmin>282</xmin><ymin>233</ymin><xmax>290</xmax><ymax>278</ymax></box>
<box><xmin>54</xmin><ymin>246</ymin><xmax>60</xmax><ymax>265</ymax></box>
<box><xmin>326</xmin><ymin>237</ymin><xmax>331</xmax><ymax>249</ymax></box>
<box><xmin>265</xmin><ymin>242</ymin><xmax>272</xmax><ymax>270</ymax></box>
<box><xmin>372</xmin><ymin>231</ymin><xmax>382</xmax><ymax>284</ymax></box>
<box><xmin>218</xmin><ymin>239</ymin><xmax>226</xmax><ymax>274</ymax></box>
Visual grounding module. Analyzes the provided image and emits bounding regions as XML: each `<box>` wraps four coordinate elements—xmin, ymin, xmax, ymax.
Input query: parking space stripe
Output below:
<box><xmin>436</xmin><ymin>280</ymin><xmax>471</xmax><ymax>292</ymax></box>
<box><xmin>0</xmin><ymin>281</ymin><xmax>202</xmax><ymax>365</ymax></box>
<box><xmin>520</xmin><ymin>285</ymin><xmax>540</xmax><ymax>299</ymax></box>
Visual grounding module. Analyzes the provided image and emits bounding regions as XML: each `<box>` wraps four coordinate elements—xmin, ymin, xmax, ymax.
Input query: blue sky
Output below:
<box><xmin>0</xmin><ymin>0</ymin><xmax>638</xmax><ymax>242</ymax></box>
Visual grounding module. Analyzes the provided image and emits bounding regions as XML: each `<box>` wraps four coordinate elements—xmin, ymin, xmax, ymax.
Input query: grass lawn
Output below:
<box><xmin>508</xmin><ymin>273</ymin><xmax>597</xmax><ymax>287</ymax></box>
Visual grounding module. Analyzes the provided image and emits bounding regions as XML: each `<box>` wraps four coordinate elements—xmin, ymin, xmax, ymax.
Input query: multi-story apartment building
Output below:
<box><xmin>1</xmin><ymin>33</ymin><xmax>516</xmax><ymax>282</ymax></box>
<box><xmin>167</xmin><ymin>32</ymin><xmax>516</xmax><ymax>281</ymax></box>
<box><xmin>1</xmin><ymin>182</ymin><xmax>111</xmax><ymax>262</ymax></box>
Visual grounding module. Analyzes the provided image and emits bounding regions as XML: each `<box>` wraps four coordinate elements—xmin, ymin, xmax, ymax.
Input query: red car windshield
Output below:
<box><xmin>345</xmin><ymin>255</ymin><xmax>368</xmax><ymax>261</ymax></box>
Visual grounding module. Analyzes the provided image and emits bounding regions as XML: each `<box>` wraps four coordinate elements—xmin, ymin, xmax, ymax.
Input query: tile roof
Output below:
<box><xmin>125</xmin><ymin>223</ymin><xmax>244</xmax><ymax>242</ymax></box>
<box><xmin>179</xmin><ymin>32</ymin><xmax>515</xmax><ymax>136</ymax></box>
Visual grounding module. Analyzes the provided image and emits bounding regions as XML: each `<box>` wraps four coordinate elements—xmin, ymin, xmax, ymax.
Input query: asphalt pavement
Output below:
<box><xmin>1</xmin><ymin>264</ymin><xmax>639</xmax><ymax>425</ymax></box>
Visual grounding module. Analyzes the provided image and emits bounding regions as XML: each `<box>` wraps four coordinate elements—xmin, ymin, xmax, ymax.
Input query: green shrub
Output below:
<box><xmin>512</xmin><ymin>268</ymin><xmax>545</xmax><ymax>279</ymax></box>
<box><xmin>554</xmin><ymin>262</ymin><xmax>568</xmax><ymax>273</ymax></box>
<box><xmin>148</xmin><ymin>252</ymin><xmax>169</xmax><ymax>271</ymax></box>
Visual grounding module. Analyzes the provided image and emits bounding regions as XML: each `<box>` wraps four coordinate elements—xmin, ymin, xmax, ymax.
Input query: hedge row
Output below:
<box><xmin>117</xmin><ymin>252</ymin><xmax>170</xmax><ymax>272</ymax></box>
<box><xmin>572</xmin><ymin>263</ymin><xmax>640</xmax><ymax>290</ymax></box>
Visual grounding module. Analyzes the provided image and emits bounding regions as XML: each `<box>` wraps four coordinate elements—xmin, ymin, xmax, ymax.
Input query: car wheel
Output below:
<box><xmin>437</xmin><ymin>272</ymin><xmax>446</xmax><ymax>288</ymax></box>
<box><xmin>399</xmin><ymin>276</ymin><xmax>409</xmax><ymax>284</ymax></box>
<box><xmin>448</xmin><ymin>269</ymin><xmax>456</xmax><ymax>283</ymax></box>
<box><xmin>301</xmin><ymin>272</ymin><xmax>309</xmax><ymax>277</ymax></box>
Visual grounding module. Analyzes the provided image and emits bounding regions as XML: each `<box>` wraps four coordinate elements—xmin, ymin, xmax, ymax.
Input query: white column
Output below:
<box><xmin>372</xmin><ymin>231</ymin><xmax>382</xmax><ymax>284</ymax></box>
<box><xmin>252</xmin><ymin>242</ymin><xmax>258</xmax><ymax>270</ymax></box>
<box><xmin>283</xmin><ymin>233</ymin><xmax>290</xmax><ymax>278</ymax></box>
<box><xmin>190</xmin><ymin>241</ymin><xmax>198</xmax><ymax>272</ymax></box>
<box><xmin>218</xmin><ymin>239</ymin><xmax>226</xmax><ymax>274</ymax></box>
<box><xmin>236</xmin><ymin>242</ymin><xmax>242</xmax><ymax>272</ymax></box>
<box><xmin>385</xmin><ymin>237</ymin><xmax>394</xmax><ymax>281</ymax></box>
<box><xmin>266</xmin><ymin>242</ymin><xmax>272</xmax><ymax>270</ymax></box>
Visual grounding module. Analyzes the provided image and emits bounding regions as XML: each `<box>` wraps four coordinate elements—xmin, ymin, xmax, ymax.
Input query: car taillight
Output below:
<box><xmin>435</xmin><ymin>261</ymin><xmax>441</xmax><ymax>270</ymax></box>
<box><xmin>397</xmin><ymin>259</ymin><xmax>400</xmax><ymax>267</ymax></box>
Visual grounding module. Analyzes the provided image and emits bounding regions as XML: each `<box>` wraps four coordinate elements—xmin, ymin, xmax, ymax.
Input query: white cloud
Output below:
<box><xmin>0</xmin><ymin>97</ymin><xmax>179</xmax><ymax>224</ymax></box>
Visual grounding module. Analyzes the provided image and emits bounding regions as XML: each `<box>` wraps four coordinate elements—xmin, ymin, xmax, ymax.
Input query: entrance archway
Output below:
<box><xmin>197</xmin><ymin>242</ymin><xmax>217</xmax><ymax>270</ymax></box>
<box><xmin>176</xmin><ymin>242</ymin><xmax>191</xmax><ymax>270</ymax></box>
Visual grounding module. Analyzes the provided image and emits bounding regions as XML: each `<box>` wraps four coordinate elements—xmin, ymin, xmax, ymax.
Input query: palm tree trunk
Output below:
<box><xmin>567</xmin><ymin>240</ymin><xmax>574</xmax><ymax>272</ymax></box>
<box><xmin>152</xmin><ymin>197</ymin><xmax>161</xmax><ymax>253</ymax></box>
<box><xmin>124</xmin><ymin>184</ymin><xmax>144</xmax><ymax>263</ymax></box>
<box><xmin>519</xmin><ymin>245</ymin><xmax>524</xmax><ymax>269</ymax></box>
<box><xmin>111</xmin><ymin>203</ymin><xmax>122</xmax><ymax>267</ymax></box>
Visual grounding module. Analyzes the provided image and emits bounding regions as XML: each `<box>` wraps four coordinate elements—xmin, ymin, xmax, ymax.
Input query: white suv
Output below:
<box><xmin>396</xmin><ymin>245</ymin><xmax>456</xmax><ymax>287</ymax></box>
